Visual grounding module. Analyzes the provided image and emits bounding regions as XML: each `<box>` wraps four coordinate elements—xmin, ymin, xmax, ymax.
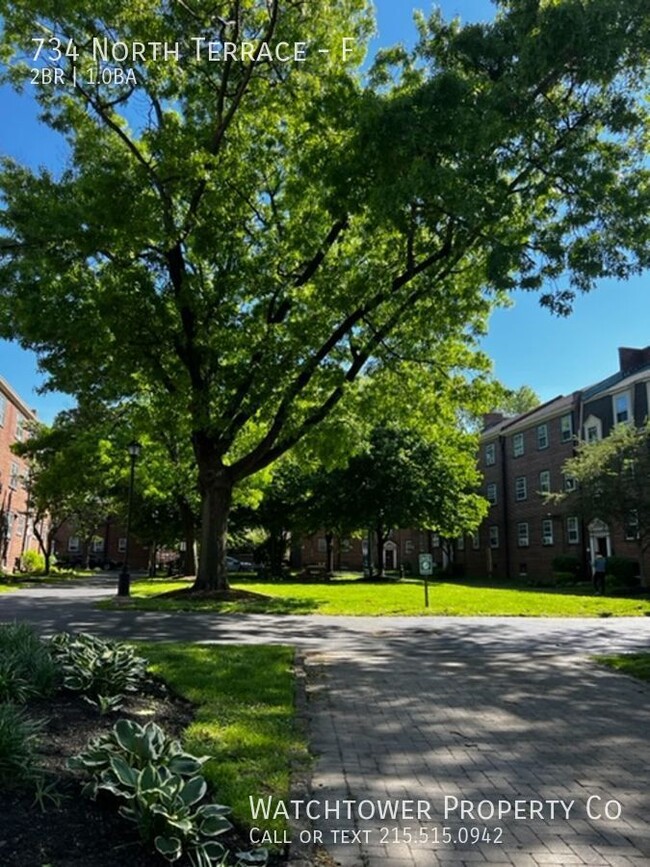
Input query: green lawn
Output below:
<box><xmin>140</xmin><ymin>642</ymin><xmax>303</xmax><ymax>835</ymax></box>
<box><xmin>0</xmin><ymin>569</ymin><xmax>98</xmax><ymax>592</ymax></box>
<box><xmin>102</xmin><ymin>576</ymin><xmax>650</xmax><ymax>617</ymax></box>
<box><xmin>597</xmin><ymin>652</ymin><xmax>650</xmax><ymax>681</ymax></box>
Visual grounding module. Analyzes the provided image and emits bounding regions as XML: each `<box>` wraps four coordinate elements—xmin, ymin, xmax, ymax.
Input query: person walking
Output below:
<box><xmin>593</xmin><ymin>552</ymin><xmax>607</xmax><ymax>595</ymax></box>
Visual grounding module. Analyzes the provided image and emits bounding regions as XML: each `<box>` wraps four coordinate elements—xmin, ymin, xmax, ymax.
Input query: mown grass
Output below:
<box><xmin>0</xmin><ymin>569</ymin><xmax>97</xmax><ymax>592</ymax></box>
<box><xmin>103</xmin><ymin>576</ymin><xmax>650</xmax><ymax>617</ymax></box>
<box><xmin>139</xmin><ymin>642</ymin><xmax>303</xmax><ymax>835</ymax></box>
<box><xmin>597</xmin><ymin>652</ymin><xmax>650</xmax><ymax>681</ymax></box>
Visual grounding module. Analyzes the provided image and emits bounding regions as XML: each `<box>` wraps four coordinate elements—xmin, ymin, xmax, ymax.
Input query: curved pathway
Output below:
<box><xmin>3</xmin><ymin>579</ymin><xmax>650</xmax><ymax>866</ymax></box>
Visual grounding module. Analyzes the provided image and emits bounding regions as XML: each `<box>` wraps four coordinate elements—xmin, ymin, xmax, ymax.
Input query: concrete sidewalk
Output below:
<box><xmin>2</xmin><ymin>580</ymin><xmax>650</xmax><ymax>865</ymax></box>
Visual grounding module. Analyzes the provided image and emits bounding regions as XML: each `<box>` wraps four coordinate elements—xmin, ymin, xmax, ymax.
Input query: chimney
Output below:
<box><xmin>618</xmin><ymin>346</ymin><xmax>650</xmax><ymax>375</ymax></box>
<box><xmin>482</xmin><ymin>412</ymin><xmax>506</xmax><ymax>430</ymax></box>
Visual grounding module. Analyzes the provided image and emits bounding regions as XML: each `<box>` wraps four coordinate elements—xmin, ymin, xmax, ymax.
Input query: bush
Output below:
<box><xmin>49</xmin><ymin>632</ymin><xmax>148</xmax><ymax>713</ymax></box>
<box><xmin>552</xmin><ymin>571</ymin><xmax>577</xmax><ymax>587</ymax></box>
<box><xmin>605</xmin><ymin>556</ymin><xmax>640</xmax><ymax>592</ymax></box>
<box><xmin>0</xmin><ymin>622</ymin><xmax>58</xmax><ymax>702</ymax></box>
<box><xmin>21</xmin><ymin>550</ymin><xmax>46</xmax><ymax>574</ymax></box>
<box><xmin>552</xmin><ymin>555</ymin><xmax>581</xmax><ymax>576</ymax></box>
<box><xmin>0</xmin><ymin>703</ymin><xmax>44</xmax><ymax>786</ymax></box>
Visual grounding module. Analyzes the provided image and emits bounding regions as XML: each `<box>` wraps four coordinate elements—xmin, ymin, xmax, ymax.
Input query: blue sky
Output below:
<box><xmin>0</xmin><ymin>0</ymin><xmax>648</xmax><ymax>421</ymax></box>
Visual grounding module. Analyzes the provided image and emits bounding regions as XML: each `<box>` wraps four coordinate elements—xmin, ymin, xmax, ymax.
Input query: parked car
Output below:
<box><xmin>226</xmin><ymin>556</ymin><xmax>256</xmax><ymax>572</ymax></box>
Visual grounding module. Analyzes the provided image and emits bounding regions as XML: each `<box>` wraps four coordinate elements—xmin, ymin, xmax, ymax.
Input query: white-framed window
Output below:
<box><xmin>560</xmin><ymin>413</ymin><xmax>573</xmax><ymax>443</ymax></box>
<box><xmin>432</xmin><ymin>533</ymin><xmax>440</xmax><ymax>548</ymax></box>
<box><xmin>513</xmin><ymin>432</ymin><xmax>524</xmax><ymax>457</ymax></box>
<box><xmin>471</xmin><ymin>532</ymin><xmax>480</xmax><ymax>550</ymax></box>
<box><xmin>564</xmin><ymin>473</ymin><xmax>577</xmax><ymax>492</ymax></box>
<box><xmin>317</xmin><ymin>537</ymin><xmax>327</xmax><ymax>553</ymax></box>
<box><xmin>517</xmin><ymin>523</ymin><xmax>529</xmax><ymax>547</ymax></box>
<box><xmin>15</xmin><ymin>414</ymin><xmax>25</xmax><ymax>443</ymax></box>
<box><xmin>625</xmin><ymin>511</ymin><xmax>639</xmax><ymax>541</ymax></box>
<box><xmin>14</xmin><ymin>514</ymin><xmax>26</xmax><ymax>537</ymax></box>
<box><xmin>91</xmin><ymin>537</ymin><xmax>104</xmax><ymax>553</ymax></box>
<box><xmin>341</xmin><ymin>538</ymin><xmax>351</xmax><ymax>552</ymax></box>
<box><xmin>539</xmin><ymin>470</ymin><xmax>551</xmax><ymax>494</ymax></box>
<box><xmin>9</xmin><ymin>461</ymin><xmax>20</xmax><ymax>490</ymax></box>
<box><xmin>485</xmin><ymin>443</ymin><xmax>496</xmax><ymax>466</ymax></box>
<box><xmin>515</xmin><ymin>476</ymin><xmax>527</xmax><ymax>501</ymax></box>
<box><xmin>542</xmin><ymin>519</ymin><xmax>554</xmax><ymax>546</ymax></box>
<box><xmin>457</xmin><ymin>536</ymin><xmax>465</xmax><ymax>551</ymax></box>
<box><xmin>118</xmin><ymin>537</ymin><xmax>127</xmax><ymax>553</ymax></box>
<box><xmin>489</xmin><ymin>526</ymin><xmax>499</xmax><ymax>549</ymax></box>
<box><xmin>68</xmin><ymin>536</ymin><xmax>80</xmax><ymax>553</ymax></box>
<box><xmin>584</xmin><ymin>414</ymin><xmax>602</xmax><ymax>442</ymax></box>
<box><xmin>405</xmin><ymin>540</ymin><xmax>414</xmax><ymax>554</ymax></box>
<box><xmin>567</xmin><ymin>516</ymin><xmax>580</xmax><ymax>544</ymax></box>
<box><xmin>537</xmin><ymin>423</ymin><xmax>549</xmax><ymax>450</ymax></box>
<box><xmin>613</xmin><ymin>391</ymin><xmax>631</xmax><ymax>424</ymax></box>
<box><xmin>487</xmin><ymin>483</ymin><xmax>497</xmax><ymax>505</ymax></box>
<box><xmin>0</xmin><ymin>394</ymin><xmax>6</xmax><ymax>426</ymax></box>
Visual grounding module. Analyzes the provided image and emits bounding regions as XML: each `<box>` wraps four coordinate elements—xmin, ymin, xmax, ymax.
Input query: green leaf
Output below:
<box><xmin>109</xmin><ymin>755</ymin><xmax>137</xmax><ymax>788</ymax></box>
<box><xmin>179</xmin><ymin>776</ymin><xmax>207</xmax><ymax>807</ymax></box>
<box><xmin>200</xmin><ymin>814</ymin><xmax>232</xmax><ymax>837</ymax></box>
<box><xmin>154</xmin><ymin>835</ymin><xmax>183</xmax><ymax>862</ymax></box>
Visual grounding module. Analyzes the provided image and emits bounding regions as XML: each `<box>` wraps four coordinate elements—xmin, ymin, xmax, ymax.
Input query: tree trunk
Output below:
<box><xmin>376</xmin><ymin>523</ymin><xmax>386</xmax><ymax>579</ymax></box>
<box><xmin>325</xmin><ymin>531</ymin><xmax>334</xmax><ymax>575</ymax></box>
<box><xmin>193</xmin><ymin>469</ymin><xmax>232</xmax><ymax>592</ymax></box>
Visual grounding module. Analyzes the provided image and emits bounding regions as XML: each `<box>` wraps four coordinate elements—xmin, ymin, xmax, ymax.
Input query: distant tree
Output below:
<box><xmin>553</xmin><ymin>422</ymin><xmax>650</xmax><ymax>584</ymax></box>
<box><xmin>495</xmin><ymin>385</ymin><xmax>541</xmax><ymax>417</ymax></box>
<box><xmin>337</xmin><ymin>426</ymin><xmax>487</xmax><ymax>578</ymax></box>
<box><xmin>13</xmin><ymin>411</ymin><xmax>119</xmax><ymax>573</ymax></box>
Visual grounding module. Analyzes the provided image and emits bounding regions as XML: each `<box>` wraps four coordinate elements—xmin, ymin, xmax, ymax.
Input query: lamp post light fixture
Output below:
<box><xmin>117</xmin><ymin>440</ymin><xmax>142</xmax><ymax>597</ymax></box>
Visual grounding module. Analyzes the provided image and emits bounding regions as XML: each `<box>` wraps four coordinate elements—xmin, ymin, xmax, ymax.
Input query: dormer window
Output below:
<box><xmin>584</xmin><ymin>415</ymin><xmax>602</xmax><ymax>442</ymax></box>
<box><xmin>613</xmin><ymin>391</ymin><xmax>631</xmax><ymax>424</ymax></box>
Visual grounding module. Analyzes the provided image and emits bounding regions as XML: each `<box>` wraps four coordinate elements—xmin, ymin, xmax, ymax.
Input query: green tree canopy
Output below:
<box><xmin>0</xmin><ymin>0</ymin><xmax>649</xmax><ymax>588</ymax></box>
<box><xmin>555</xmin><ymin>421</ymin><xmax>650</xmax><ymax>582</ymax></box>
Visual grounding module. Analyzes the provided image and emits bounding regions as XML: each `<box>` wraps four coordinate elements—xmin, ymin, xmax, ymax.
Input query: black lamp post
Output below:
<box><xmin>117</xmin><ymin>440</ymin><xmax>142</xmax><ymax>597</ymax></box>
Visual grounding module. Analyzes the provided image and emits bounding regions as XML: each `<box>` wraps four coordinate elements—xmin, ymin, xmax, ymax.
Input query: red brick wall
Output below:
<box><xmin>0</xmin><ymin>380</ymin><xmax>42</xmax><ymax>571</ymax></box>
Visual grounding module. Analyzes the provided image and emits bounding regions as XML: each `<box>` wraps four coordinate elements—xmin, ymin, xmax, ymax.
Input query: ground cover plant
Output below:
<box><xmin>0</xmin><ymin>623</ymin><xmax>297</xmax><ymax>865</ymax></box>
<box><xmin>106</xmin><ymin>576</ymin><xmax>650</xmax><ymax>618</ymax></box>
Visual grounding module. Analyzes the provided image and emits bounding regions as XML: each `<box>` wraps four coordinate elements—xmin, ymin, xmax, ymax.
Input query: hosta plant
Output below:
<box><xmin>49</xmin><ymin>632</ymin><xmax>147</xmax><ymax>711</ymax></box>
<box><xmin>69</xmin><ymin>719</ymin><xmax>264</xmax><ymax>865</ymax></box>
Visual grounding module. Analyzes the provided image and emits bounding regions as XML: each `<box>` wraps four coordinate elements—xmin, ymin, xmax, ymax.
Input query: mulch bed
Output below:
<box><xmin>0</xmin><ymin>680</ymin><xmax>262</xmax><ymax>867</ymax></box>
<box><xmin>158</xmin><ymin>587</ymin><xmax>272</xmax><ymax>602</ymax></box>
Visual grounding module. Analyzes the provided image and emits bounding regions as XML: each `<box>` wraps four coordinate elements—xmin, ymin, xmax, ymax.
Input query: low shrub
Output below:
<box><xmin>21</xmin><ymin>550</ymin><xmax>46</xmax><ymax>574</ymax></box>
<box><xmin>0</xmin><ymin>703</ymin><xmax>44</xmax><ymax>786</ymax></box>
<box><xmin>552</xmin><ymin>571</ymin><xmax>577</xmax><ymax>587</ymax></box>
<box><xmin>606</xmin><ymin>556</ymin><xmax>638</xmax><ymax>586</ymax></box>
<box><xmin>70</xmin><ymin>719</ymin><xmax>267</xmax><ymax>866</ymax></box>
<box><xmin>50</xmin><ymin>632</ymin><xmax>148</xmax><ymax>713</ymax></box>
<box><xmin>552</xmin><ymin>555</ymin><xmax>581</xmax><ymax>576</ymax></box>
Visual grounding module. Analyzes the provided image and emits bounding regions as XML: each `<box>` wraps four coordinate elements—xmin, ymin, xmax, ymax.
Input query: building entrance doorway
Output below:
<box><xmin>384</xmin><ymin>543</ymin><xmax>397</xmax><ymax>571</ymax></box>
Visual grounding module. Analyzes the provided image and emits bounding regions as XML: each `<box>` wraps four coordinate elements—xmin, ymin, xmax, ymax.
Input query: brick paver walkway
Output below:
<box><xmin>305</xmin><ymin>638</ymin><xmax>650</xmax><ymax>866</ymax></box>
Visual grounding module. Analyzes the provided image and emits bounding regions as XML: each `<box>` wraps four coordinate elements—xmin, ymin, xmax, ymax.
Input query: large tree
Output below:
<box><xmin>557</xmin><ymin>421</ymin><xmax>650</xmax><ymax>584</ymax></box>
<box><xmin>0</xmin><ymin>1</ymin><xmax>649</xmax><ymax>589</ymax></box>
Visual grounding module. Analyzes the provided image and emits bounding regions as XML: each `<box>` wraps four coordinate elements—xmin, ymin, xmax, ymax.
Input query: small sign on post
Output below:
<box><xmin>419</xmin><ymin>553</ymin><xmax>433</xmax><ymax>608</ymax></box>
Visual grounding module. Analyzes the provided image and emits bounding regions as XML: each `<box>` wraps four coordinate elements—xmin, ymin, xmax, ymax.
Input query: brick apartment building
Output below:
<box><xmin>298</xmin><ymin>346</ymin><xmax>650</xmax><ymax>582</ymax></box>
<box><xmin>456</xmin><ymin>345</ymin><xmax>650</xmax><ymax>581</ymax></box>
<box><xmin>54</xmin><ymin>517</ymin><xmax>152</xmax><ymax>572</ymax></box>
<box><xmin>0</xmin><ymin>375</ymin><xmax>43</xmax><ymax>571</ymax></box>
